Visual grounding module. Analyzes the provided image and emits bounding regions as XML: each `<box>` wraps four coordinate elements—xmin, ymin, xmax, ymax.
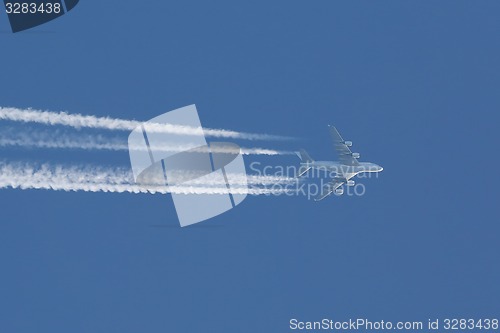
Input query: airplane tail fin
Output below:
<box><xmin>296</xmin><ymin>149</ymin><xmax>313</xmax><ymax>177</ymax></box>
<box><xmin>296</xmin><ymin>149</ymin><xmax>314</xmax><ymax>163</ymax></box>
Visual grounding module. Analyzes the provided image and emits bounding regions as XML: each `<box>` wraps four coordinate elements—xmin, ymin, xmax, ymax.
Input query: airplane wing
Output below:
<box><xmin>328</xmin><ymin>125</ymin><xmax>359</xmax><ymax>166</ymax></box>
<box><xmin>314</xmin><ymin>178</ymin><xmax>345</xmax><ymax>201</ymax></box>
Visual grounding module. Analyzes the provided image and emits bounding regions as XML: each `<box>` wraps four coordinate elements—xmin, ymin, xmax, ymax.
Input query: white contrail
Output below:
<box><xmin>0</xmin><ymin>107</ymin><xmax>293</xmax><ymax>141</ymax></box>
<box><xmin>0</xmin><ymin>131</ymin><xmax>293</xmax><ymax>156</ymax></box>
<box><xmin>0</xmin><ymin>162</ymin><xmax>296</xmax><ymax>195</ymax></box>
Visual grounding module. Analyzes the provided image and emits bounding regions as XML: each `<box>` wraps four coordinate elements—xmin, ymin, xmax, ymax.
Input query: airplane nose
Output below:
<box><xmin>379</xmin><ymin>166</ymin><xmax>384</xmax><ymax>171</ymax></box>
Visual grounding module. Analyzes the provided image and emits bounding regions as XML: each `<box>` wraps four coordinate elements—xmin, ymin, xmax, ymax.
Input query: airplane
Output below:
<box><xmin>297</xmin><ymin>125</ymin><xmax>383</xmax><ymax>201</ymax></box>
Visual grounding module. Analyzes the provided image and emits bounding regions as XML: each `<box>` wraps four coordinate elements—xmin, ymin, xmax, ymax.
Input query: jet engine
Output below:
<box><xmin>351</xmin><ymin>153</ymin><xmax>360</xmax><ymax>159</ymax></box>
<box><xmin>343</xmin><ymin>141</ymin><xmax>353</xmax><ymax>147</ymax></box>
<box><xmin>346</xmin><ymin>180</ymin><xmax>355</xmax><ymax>186</ymax></box>
<box><xmin>334</xmin><ymin>188</ymin><xmax>344</xmax><ymax>195</ymax></box>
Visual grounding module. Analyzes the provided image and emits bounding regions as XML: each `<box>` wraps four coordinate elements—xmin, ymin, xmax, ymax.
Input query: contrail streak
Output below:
<box><xmin>0</xmin><ymin>162</ymin><xmax>296</xmax><ymax>195</ymax></box>
<box><xmin>0</xmin><ymin>107</ymin><xmax>292</xmax><ymax>141</ymax></box>
<box><xmin>0</xmin><ymin>131</ymin><xmax>294</xmax><ymax>156</ymax></box>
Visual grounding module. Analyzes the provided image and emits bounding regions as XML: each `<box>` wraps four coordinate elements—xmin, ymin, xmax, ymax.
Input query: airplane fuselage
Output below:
<box><xmin>301</xmin><ymin>161</ymin><xmax>383</xmax><ymax>180</ymax></box>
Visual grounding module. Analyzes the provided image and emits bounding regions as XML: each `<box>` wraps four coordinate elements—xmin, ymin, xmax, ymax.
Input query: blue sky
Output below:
<box><xmin>0</xmin><ymin>1</ymin><xmax>499</xmax><ymax>332</ymax></box>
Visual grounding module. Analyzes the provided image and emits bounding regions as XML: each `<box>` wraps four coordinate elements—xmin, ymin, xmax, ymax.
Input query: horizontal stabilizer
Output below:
<box><xmin>314</xmin><ymin>188</ymin><xmax>333</xmax><ymax>201</ymax></box>
<box><xmin>297</xmin><ymin>166</ymin><xmax>311</xmax><ymax>177</ymax></box>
